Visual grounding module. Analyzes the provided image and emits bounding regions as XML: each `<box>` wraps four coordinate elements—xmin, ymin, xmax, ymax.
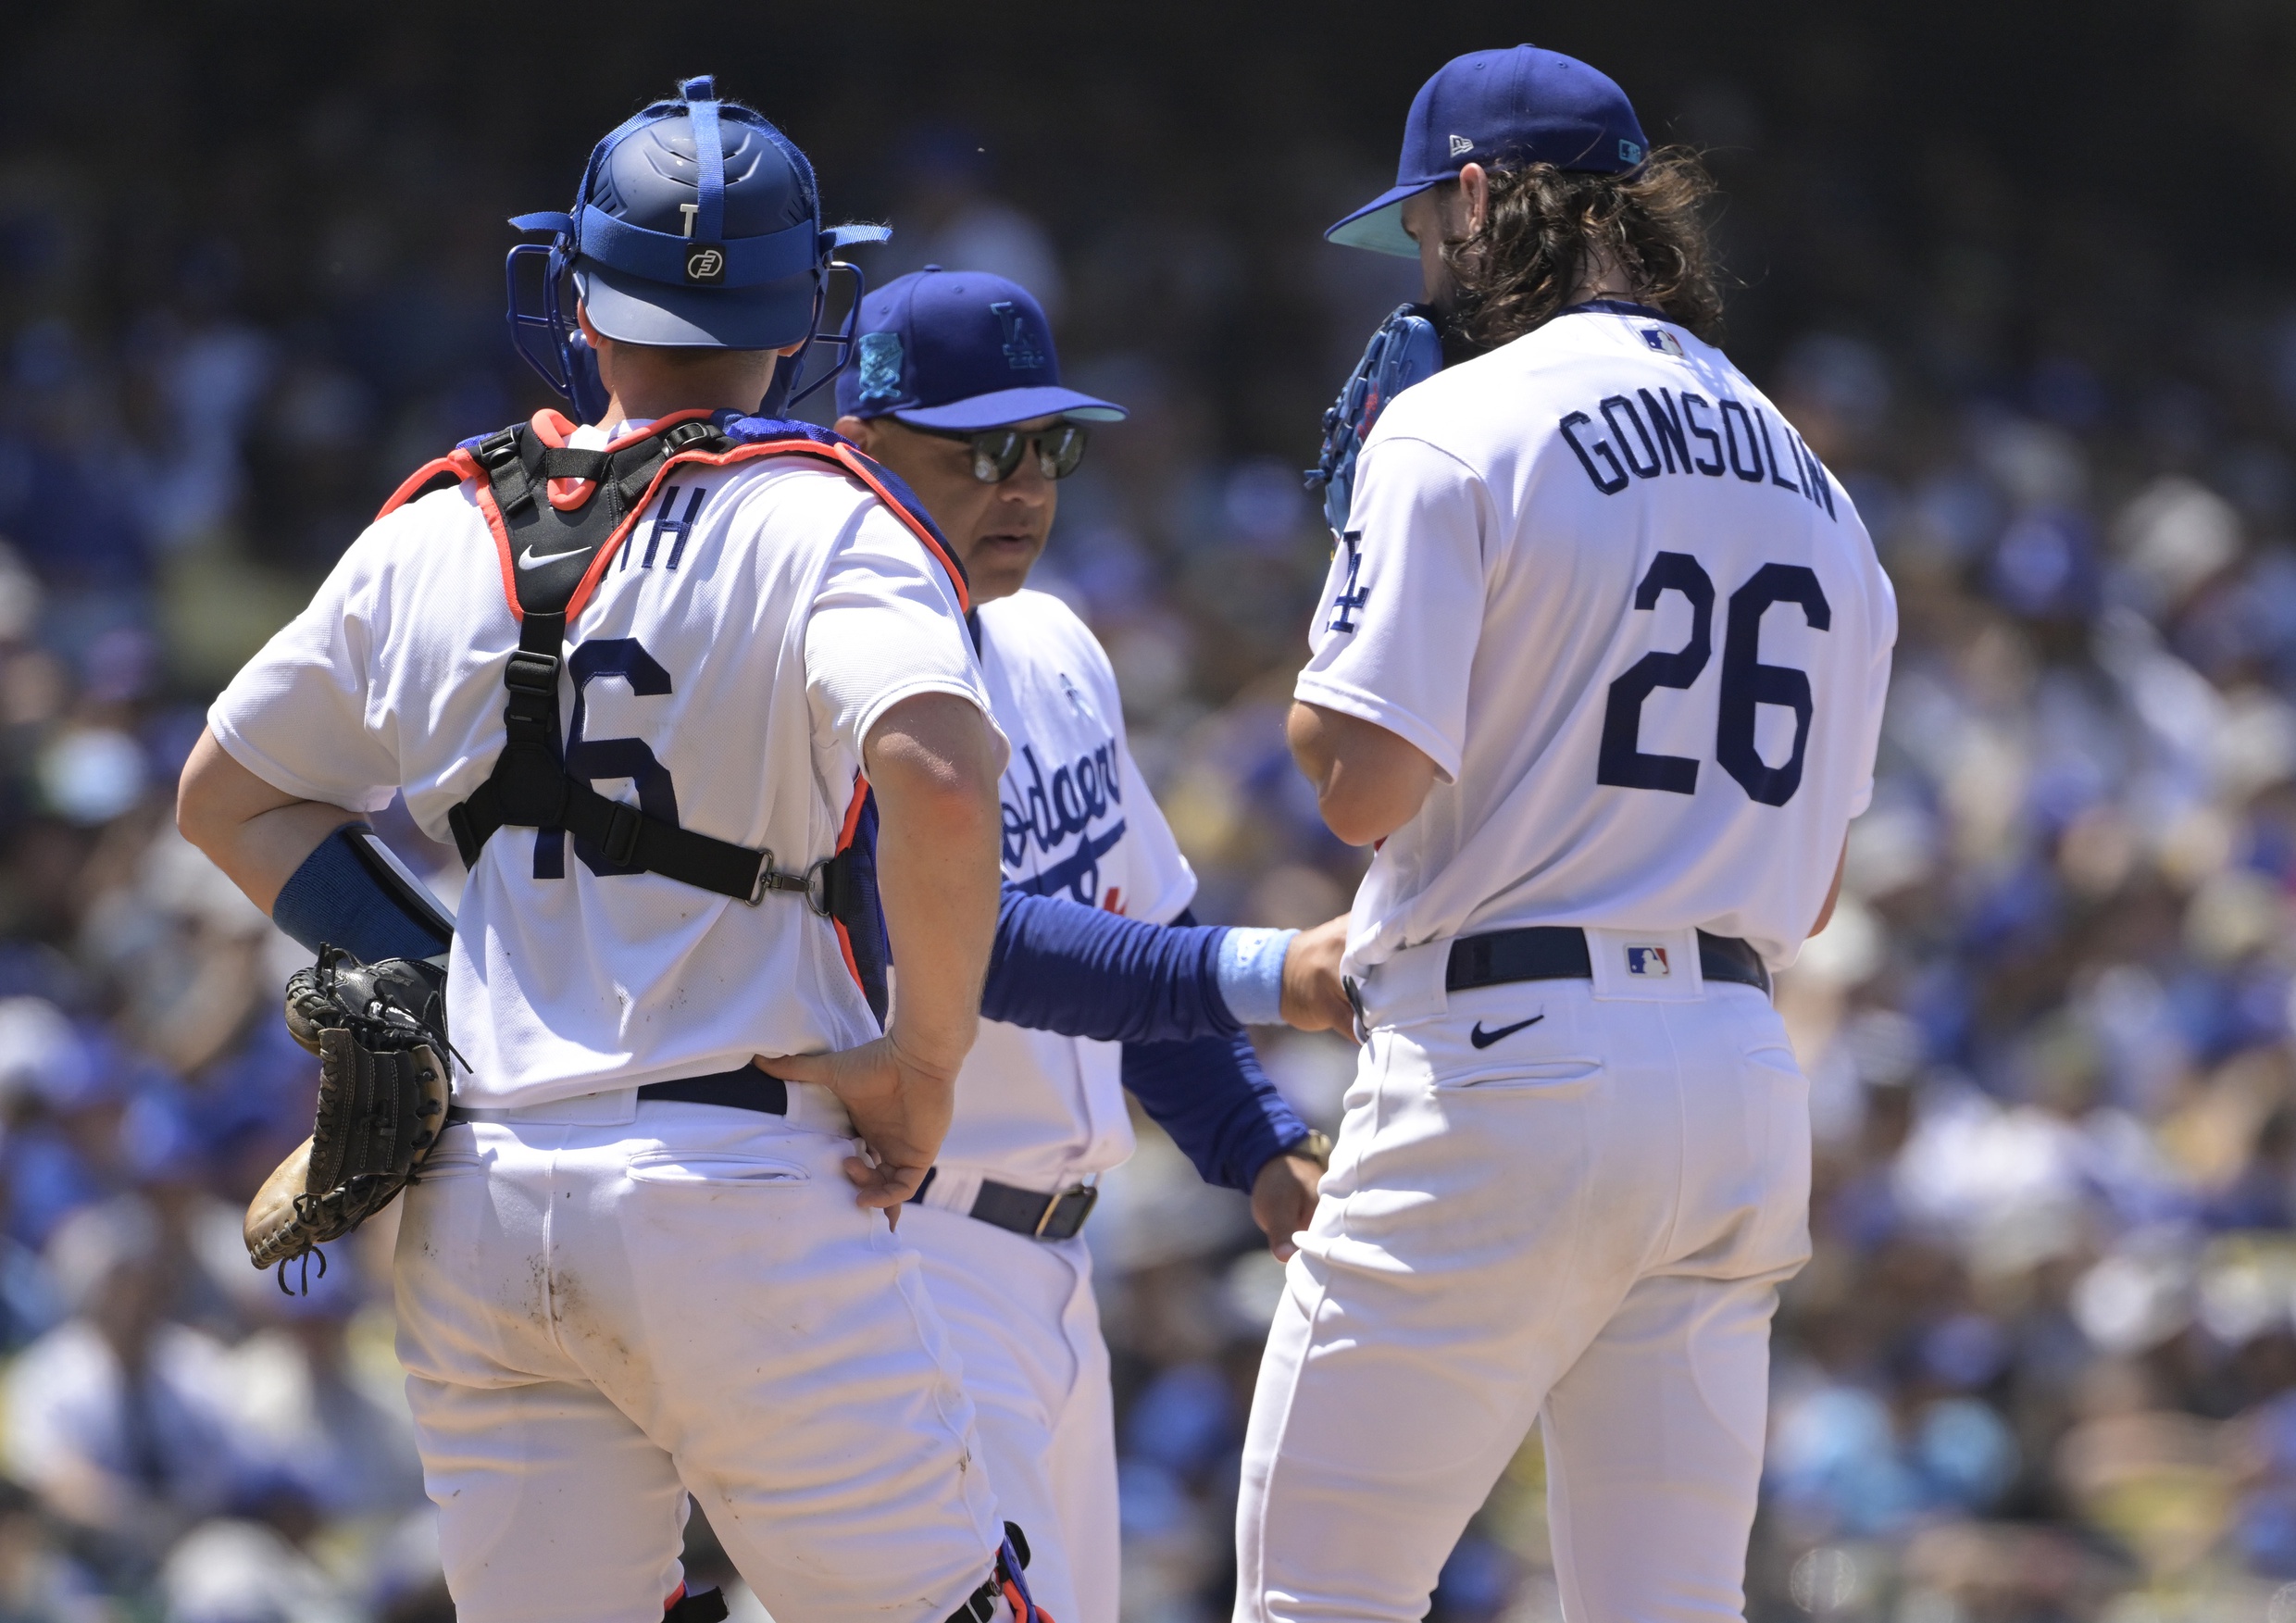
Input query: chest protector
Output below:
<box><xmin>376</xmin><ymin>407</ymin><xmax>972</xmax><ymax>1024</ymax></box>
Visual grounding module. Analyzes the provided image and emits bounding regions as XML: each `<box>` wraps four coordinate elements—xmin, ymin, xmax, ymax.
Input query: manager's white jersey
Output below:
<box><xmin>211</xmin><ymin>422</ymin><xmax>1002</xmax><ymax>1107</ymax></box>
<box><xmin>1300</xmin><ymin>305</ymin><xmax>1896</xmax><ymax>973</ymax></box>
<box><xmin>933</xmin><ymin>590</ymin><xmax>1196</xmax><ymax>1191</ymax></box>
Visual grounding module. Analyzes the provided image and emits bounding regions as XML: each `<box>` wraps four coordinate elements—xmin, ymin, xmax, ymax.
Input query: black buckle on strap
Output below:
<box><xmin>602</xmin><ymin>800</ymin><xmax>643</xmax><ymax>868</ymax></box>
<box><xmin>476</xmin><ymin>430</ymin><xmax>534</xmax><ymax>516</ymax></box>
<box><xmin>504</xmin><ymin>650</ymin><xmax>560</xmax><ymax>695</ymax></box>
<box><xmin>661</xmin><ymin>419</ymin><xmax>724</xmax><ymax>452</ymax></box>
<box><xmin>473</xmin><ymin>430</ymin><xmax>520</xmax><ymax>472</ymax></box>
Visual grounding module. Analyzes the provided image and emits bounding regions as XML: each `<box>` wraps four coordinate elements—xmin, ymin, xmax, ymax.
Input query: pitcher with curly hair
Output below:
<box><xmin>1242</xmin><ymin>46</ymin><xmax>1899</xmax><ymax>1623</ymax></box>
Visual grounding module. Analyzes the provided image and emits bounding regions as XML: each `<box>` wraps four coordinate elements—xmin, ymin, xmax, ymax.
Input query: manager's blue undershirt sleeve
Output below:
<box><xmin>1122</xmin><ymin>1029</ymin><xmax>1310</xmax><ymax>1193</ymax></box>
<box><xmin>980</xmin><ymin>890</ymin><xmax>1242</xmax><ymax>1042</ymax></box>
<box><xmin>980</xmin><ymin>891</ymin><xmax>1312</xmax><ymax>1189</ymax></box>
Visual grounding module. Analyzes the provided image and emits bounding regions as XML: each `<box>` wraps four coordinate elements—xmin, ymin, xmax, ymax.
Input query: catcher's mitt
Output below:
<box><xmin>246</xmin><ymin>947</ymin><xmax>453</xmax><ymax>1287</ymax></box>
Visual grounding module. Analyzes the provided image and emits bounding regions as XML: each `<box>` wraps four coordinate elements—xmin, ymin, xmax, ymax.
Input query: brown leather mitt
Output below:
<box><xmin>245</xmin><ymin>947</ymin><xmax>452</xmax><ymax>1286</ymax></box>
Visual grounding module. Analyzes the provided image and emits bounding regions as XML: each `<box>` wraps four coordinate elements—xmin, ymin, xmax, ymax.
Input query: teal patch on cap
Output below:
<box><xmin>857</xmin><ymin>331</ymin><xmax>904</xmax><ymax>403</ymax></box>
<box><xmin>1619</xmin><ymin>138</ymin><xmax>1644</xmax><ymax>165</ymax></box>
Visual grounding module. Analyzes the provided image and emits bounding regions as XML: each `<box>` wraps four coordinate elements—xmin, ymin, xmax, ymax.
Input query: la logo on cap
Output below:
<box><xmin>992</xmin><ymin>301</ymin><xmax>1046</xmax><ymax>371</ymax></box>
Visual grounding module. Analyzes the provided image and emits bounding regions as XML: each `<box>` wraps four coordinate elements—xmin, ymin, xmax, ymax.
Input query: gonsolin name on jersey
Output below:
<box><xmin>1558</xmin><ymin>387</ymin><xmax>1837</xmax><ymax>522</ymax></box>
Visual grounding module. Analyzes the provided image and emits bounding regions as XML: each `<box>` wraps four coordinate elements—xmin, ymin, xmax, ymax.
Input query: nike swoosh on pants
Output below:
<box><xmin>1468</xmin><ymin>1015</ymin><xmax>1545</xmax><ymax>1050</ymax></box>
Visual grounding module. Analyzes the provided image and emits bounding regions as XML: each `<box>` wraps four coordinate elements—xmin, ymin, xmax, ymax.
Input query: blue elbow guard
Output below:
<box><xmin>271</xmin><ymin>825</ymin><xmax>455</xmax><ymax>963</ymax></box>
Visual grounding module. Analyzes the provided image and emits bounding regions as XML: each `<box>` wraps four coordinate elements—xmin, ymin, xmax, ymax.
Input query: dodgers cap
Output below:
<box><xmin>1327</xmin><ymin>45</ymin><xmax>1649</xmax><ymax>258</ymax></box>
<box><xmin>836</xmin><ymin>267</ymin><xmax>1125</xmax><ymax>430</ymax></box>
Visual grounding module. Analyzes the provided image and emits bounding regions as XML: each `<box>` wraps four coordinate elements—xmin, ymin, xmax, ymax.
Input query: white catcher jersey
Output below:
<box><xmin>932</xmin><ymin>590</ymin><xmax>1197</xmax><ymax>1190</ymax></box>
<box><xmin>1299</xmin><ymin>305</ymin><xmax>1897</xmax><ymax>973</ymax></box>
<box><xmin>210</xmin><ymin>422</ymin><xmax>1002</xmax><ymax>1107</ymax></box>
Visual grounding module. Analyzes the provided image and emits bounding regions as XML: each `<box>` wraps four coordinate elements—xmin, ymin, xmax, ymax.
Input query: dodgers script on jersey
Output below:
<box><xmin>209</xmin><ymin>421</ymin><xmax>1002</xmax><ymax>1105</ymax></box>
<box><xmin>929</xmin><ymin>590</ymin><xmax>1196</xmax><ymax>1194</ymax></box>
<box><xmin>1299</xmin><ymin>305</ymin><xmax>1896</xmax><ymax>972</ymax></box>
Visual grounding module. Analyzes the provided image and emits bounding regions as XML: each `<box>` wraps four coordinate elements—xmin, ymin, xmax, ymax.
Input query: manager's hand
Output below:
<box><xmin>1252</xmin><ymin>1150</ymin><xmax>1324</xmax><ymax>1263</ymax></box>
<box><xmin>1280</xmin><ymin>915</ymin><xmax>1355</xmax><ymax>1032</ymax></box>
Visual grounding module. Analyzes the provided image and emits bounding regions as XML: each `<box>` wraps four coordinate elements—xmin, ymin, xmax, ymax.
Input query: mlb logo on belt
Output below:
<box><xmin>1625</xmin><ymin>944</ymin><xmax>1670</xmax><ymax>978</ymax></box>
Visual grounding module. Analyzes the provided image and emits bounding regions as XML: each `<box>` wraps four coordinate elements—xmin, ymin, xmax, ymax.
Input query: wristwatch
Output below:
<box><xmin>1288</xmin><ymin>1130</ymin><xmax>1334</xmax><ymax>1170</ymax></box>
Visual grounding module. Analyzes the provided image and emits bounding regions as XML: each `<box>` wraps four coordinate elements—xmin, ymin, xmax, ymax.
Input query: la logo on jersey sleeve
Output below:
<box><xmin>1328</xmin><ymin>533</ymin><xmax>1371</xmax><ymax>634</ymax></box>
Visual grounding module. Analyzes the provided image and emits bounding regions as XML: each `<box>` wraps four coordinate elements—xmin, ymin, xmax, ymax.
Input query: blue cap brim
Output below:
<box><xmin>575</xmin><ymin>262</ymin><xmax>815</xmax><ymax>350</ymax></box>
<box><xmin>887</xmin><ymin>385</ymin><xmax>1127</xmax><ymax>430</ymax></box>
<box><xmin>1325</xmin><ymin>180</ymin><xmax>1439</xmax><ymax>257</ymax></box>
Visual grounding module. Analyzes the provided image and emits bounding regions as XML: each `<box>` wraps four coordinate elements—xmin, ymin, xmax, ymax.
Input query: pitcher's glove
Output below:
<box><xmin>1304</xmin><ymin>301</ymin><xmax>1441</xmax><ymax>536</ymax></box>
<box><xmin>244</xmin><ymin>947</ymin><xmax>453</xmax><ymax>1286</ymax></box>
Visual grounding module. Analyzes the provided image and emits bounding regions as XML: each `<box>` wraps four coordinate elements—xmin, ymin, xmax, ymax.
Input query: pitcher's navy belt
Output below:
<box><xmin>1447</xmin><ymin>928</ymin><xmax>1770</xmax><ymax>997</ymax></box>
<box><xmin>908</xmin><ymin>1167</ymin><xmax>1098</xmax><ymax>1241</ymax></box>
<box><xmin>447</xmin><ymin>1064</ymin><xmax>788</xmax><ymax>1124</ymax></box>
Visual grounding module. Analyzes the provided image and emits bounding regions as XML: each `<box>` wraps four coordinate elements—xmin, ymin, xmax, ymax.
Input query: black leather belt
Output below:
<box><xmin>447</xmin><ymin>1064</ymin><xmax>788</xmax><ymax>1124</ymax></box>
<box><xmin>1446</xmin><ymin>927</ymin><xmax>1770</xmax><ymax>996</ymax></box>
<box><xmin>908</xmin><ymin>1167</ymin><xmax>1098</xmax><ymax>1241</ymax></box>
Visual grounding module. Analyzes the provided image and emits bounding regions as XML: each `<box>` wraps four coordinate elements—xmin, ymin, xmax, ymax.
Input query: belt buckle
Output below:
<box><xmin>1035</xmin><ymin>1180</ymin><xmax>1099</xmax><ymax>1240</ymax></box>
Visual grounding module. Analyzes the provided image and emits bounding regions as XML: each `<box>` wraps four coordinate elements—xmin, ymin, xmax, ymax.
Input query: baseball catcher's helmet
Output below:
<box><xmin>505</xmin><ymin>76</ymin><xmax>886</xmax><ymax>414</ymax></box>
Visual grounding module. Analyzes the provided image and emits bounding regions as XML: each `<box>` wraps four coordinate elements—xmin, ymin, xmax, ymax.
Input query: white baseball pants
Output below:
<box><xmin>901</xmin><ymin>1202</ymin><xmax>1119</xmax><ymax>1623</ymax></box>
<box><xmin>1235</xmin><ymin>970</ymin><xmax>1811</xmax><ymax>1623</ymax></box>
<box><xmin>392</xmin><ymin>1092</ymin><xmax>1005</xmax><ymax>1623</ymax></box>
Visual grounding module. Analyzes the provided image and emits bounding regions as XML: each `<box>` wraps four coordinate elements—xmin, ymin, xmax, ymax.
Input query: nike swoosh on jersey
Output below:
<box><xmin>1468</xmin><ymin>1014</ymin><xmax>1545</xmax><ymax>1049</ymax></box>
<box><xmin>516</xmin><ymin>545</ymin><xmax>591</xmax><ymax>571</ymax></box>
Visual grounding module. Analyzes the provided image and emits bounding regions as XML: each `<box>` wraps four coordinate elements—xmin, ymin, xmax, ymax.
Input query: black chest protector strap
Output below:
<box><xmin>443</xmin><ymin>419</ymin><xmax>825</xmax><ymax>909</ymax></box>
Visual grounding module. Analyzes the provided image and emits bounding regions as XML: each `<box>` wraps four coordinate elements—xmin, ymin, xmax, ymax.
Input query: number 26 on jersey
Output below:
<box><xmin>1597</xmin><ymin>551</ymin><xmax>1828</xmax><ymax>807</ymax></box>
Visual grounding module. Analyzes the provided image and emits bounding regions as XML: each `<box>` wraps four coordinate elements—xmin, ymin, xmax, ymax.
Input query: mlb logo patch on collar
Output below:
<box><xmin>1625</xmin><ymin>943</ymin><xmax>1671</xmax><ymax>978</ymax></box>
<box><xmin>1641</xmin><ymin>328</ymin><xmax>1685</xmax><ymax>358</ymax></box>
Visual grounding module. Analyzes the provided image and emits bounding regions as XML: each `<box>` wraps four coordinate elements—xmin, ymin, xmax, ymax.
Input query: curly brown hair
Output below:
<box><xmin>1437</xmin><ymin>147</ymin><xmax>1725</xmax><ymax>355</ymax></box>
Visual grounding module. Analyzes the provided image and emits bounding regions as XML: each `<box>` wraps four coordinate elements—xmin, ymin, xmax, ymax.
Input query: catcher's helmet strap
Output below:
<box><xmin>428</xmin><ymin>411</ymin><xmax>963</xmax><ymax>915</ymax></box>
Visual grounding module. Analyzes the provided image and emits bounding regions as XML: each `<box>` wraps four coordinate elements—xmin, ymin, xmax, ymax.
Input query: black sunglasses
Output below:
<box><xmin>911</xmin><ymin>421</ymin><xmax>1092</xmax><ymax>483</ymax></box>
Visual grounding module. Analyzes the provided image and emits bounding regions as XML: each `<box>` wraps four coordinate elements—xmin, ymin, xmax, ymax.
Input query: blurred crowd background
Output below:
<box><xmin>0</xmin><ymin>1</ymin><xmax>2288</xmax><ymax>1618</ymax></box>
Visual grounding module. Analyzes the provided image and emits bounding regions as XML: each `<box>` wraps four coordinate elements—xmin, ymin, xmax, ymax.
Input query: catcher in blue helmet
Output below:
<box><xmin>181</xmin><ymin>78</ymin><xmax>1048</xmax><ymax>1623</ymax></box>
